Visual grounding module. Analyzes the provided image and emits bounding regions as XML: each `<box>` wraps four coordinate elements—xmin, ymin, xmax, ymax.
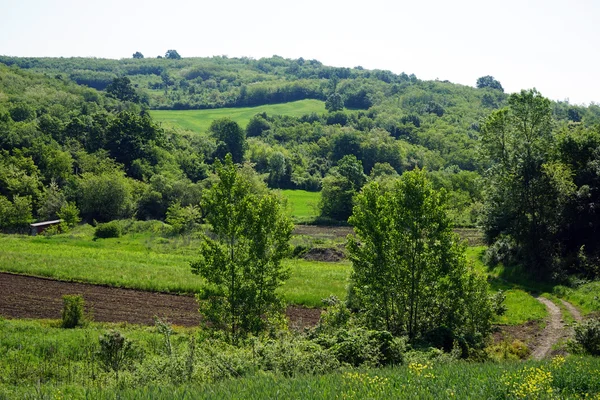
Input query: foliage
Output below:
<box><xmin>77</xmin><ymin>171</ymin><xmax>135</xmax><ymax>222</ymax></box>
<box><xmin>325</xmin><ymin>93</ymin><xmax>344</xmax><ymax>112</ymax></box>
<box><xmin>480</xmin><ymin>89</ymin><xmax>558</xmax><ymax>276</ymax></box>
<box><xmin>165</xmin><ymin>202</ymin><xmax>201</xmax><ymax>234</ymax></box>
<box><xmin>106</xmin><ymin>76</ymin><xmax>139</xmax><ymax>102</ymax></box>
<box><xmin>320</xmin><ymin>155</ymin><xmax>366</xmax><ymax>221</ymax></box>
<box><xmin>574</xmin><ymin>318</ymin><xmax>600</xmax><ymax>356</ymax></box>
<box><xmin>3</xmin><ymin>318</ymin><xmax>600</xmax><ymax>399</ymax></box>
<box><xmin>209</xmin><ymin>118</ymin><xmax>246</xmax><ymax>163</ymax></box>
<box><xmin>61</xmin><ymin>294</ymin><xmax>85</xmax><ymax>328</ymax></box>
<box><xmin>347</xmin><ymin>169</ymin><xmax>498</xmax><ymax>347</ymax></box>
<box><xmin>97</xmin><ymin>330</ymin><xmax>135</xmax><ymax>381</ymax></box>
<box><xmin>57</xmin><ymin>201</ymin><xmax>81</xmax><ymax>228</ymax></box>
<box><xmin>190</xmin><ymin>155</ymin><xmax>293</xmax><ymax>341</ymax></box>
<box><xmin>476</xmin><ymin>75</ymin><xmax>504</xmax><ymax>92</ymax></box>
<box><xmin>164</xmin><ymin>50</ymin><xmax>181</xmax><ymax>60</ymax></box>
<box><xmin>94</xmin><ymin>221</ymin><xmax>123</xmax><ymax>239</ymax></box>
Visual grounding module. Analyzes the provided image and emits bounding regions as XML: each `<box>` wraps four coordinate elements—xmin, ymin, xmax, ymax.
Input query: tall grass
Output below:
<box><xmin>1</xmin><ymin>318</ymin><xmax>598</xmax><ymax>400</ymax></box>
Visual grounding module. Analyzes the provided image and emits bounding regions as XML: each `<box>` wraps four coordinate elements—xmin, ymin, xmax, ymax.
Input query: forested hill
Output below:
<box><xmin>1</xmin><ymin>54</ymin><xmax>596</xmax><ymax>121</ymax></box>
<box><xmin>2</xmin><ymin>55</ymin><xmax>600</xmax><ymax>231</ymax></box>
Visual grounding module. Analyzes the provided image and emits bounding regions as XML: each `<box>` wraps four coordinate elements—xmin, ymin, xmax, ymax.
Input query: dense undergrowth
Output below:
<box><xmin>1</xmin><ymin>318</ymin><xmax>599</xmax><ymax>399</ymax></box>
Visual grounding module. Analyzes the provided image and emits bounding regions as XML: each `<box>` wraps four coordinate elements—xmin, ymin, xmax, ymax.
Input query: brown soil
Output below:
<box><xmin>293</xmin><ymin>225</ymin><xmax>353</xmax><ymax>239</ymax></box>
<box><xmin>492</xmin><ymin>320</ymin><xmax>545</xmax><ymax>350</ymax></box>
<box><xmin>0</xmin><ymin>272</ymin><xmax>321</xmax><ymax>329</ymax></box>
<box><xmin>303</xmin><ymin>247</ymin><xmax>346</xmax><ymax>262</ymax></box>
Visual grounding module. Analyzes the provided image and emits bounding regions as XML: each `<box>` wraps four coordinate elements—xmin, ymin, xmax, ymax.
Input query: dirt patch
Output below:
<box><xmin>0</xmin><ymin>272</ymin><xmax>320</xmax><ymax>329</ymax></box>
<box><xmin>492</xmin><ymin>320</ymin><xmax>544</xmax><ymax>349</ymax></box>
<box><xmin>293</xmin><ymin>225</ymin><xmax>353</xmax><ymax>239</ymax></box>
<box><xmin>303</xmin><ymin>247</ymin><xmax>346</xmax><ymax>262</ymax></box>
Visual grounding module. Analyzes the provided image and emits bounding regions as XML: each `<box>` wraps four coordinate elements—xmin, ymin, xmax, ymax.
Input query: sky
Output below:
<box><xmin>1</xmin><ymin>0</ymin><xmax>599</xmax><ymax>105</ymax></box>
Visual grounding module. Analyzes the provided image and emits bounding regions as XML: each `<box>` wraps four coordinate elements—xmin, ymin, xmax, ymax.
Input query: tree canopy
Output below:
<box><xmin>347</xmin><ymin>169</ymin><xmax>497</xmax><ymax>346</ymax></box>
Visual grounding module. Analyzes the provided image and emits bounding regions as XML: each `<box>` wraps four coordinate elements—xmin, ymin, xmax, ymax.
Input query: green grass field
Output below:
<box><xmin>150</xmin><ymin>99</ymin><xmax>326</xmax><ymax>133</ymax></box>
<box><xmin>280</xmin><ymin>189</ymin><xmax>321</xmax><ymax>222</ymax></box>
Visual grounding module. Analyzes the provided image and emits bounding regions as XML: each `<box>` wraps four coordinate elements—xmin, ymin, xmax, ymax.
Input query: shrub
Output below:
<box><xmin>314</xmin><ymin>328</ymin><xmax>405</xmax><ymax>367</ymax></box>
<box><xmin>61</xmin><ymin>294</ymin><xmax>85</xmax><ymax>328</ymax></box>
<box><xmin>94</xmin><ymin>221</ymin><xmax>122</xmax><ymax>239</ymax></box>
<box><xmin>98</xmin><ymin>330</ymin><xmax>135</xmax><ymax>381</ymax></box>
<box><xmin>574</xmin><ymin>318</ymin><xmax>600</xmax><ymax>356</ymax></box>
<box><xmin>57</xmin><ymin>202</ymin><xmax>81</xmax><ymax>228</ymax></box>
<box><xmin>484</xmin><ymin>234</ymin><xmax>519</xmax><ymax>266</ymax></box>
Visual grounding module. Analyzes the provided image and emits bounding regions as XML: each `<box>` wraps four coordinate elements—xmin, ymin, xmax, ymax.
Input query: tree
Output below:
<box><xmin>132</xmin><ymin>51</ymin><xmax>144</xmax><ymax>59</ymax></box>
<box><xmin>190</xmin><ymin>155</ymin><xmax>293</xmax><ymax>342</ymax></box>
<box><xmin>480</xmin><ymin>89</ymin><xmax>558</xmax><ymax>275</ymax></box>
<box><xmin>325</xmin><ymin>93</ymin><xmax>344</xmax><ymax>112</ymax></box>
<box><xmin>77</xmin><ymin>171</ymin><xmax>135</xmax><ymax>222</ymax></box>
<box><xmin>476</xmin><ymin>75</ymin><xmax>504</xmax><ymax>92</ymax></box>
<box><xmin>105</xmin><ymin>111</ymin><xmax>164</xmax><ymax>171</ymax></box>
<box><xmin>106</xmin><ymin>77</ymin><xmax>139</xmax><ymax>102</ymax></box>
<box><xmin>165</xmin><ymin>49</ymin><xmax>181</xmax><ymax>59</ymax></box>
<box><xmin>209</xmin><ymin>118</ymin><xmax>246</xmax><ymax>164</ymax></box>
<box><xmin>347</xmin><ymin>169</ymin><xmax>496</xmax><ymax>345</ymax></box>
<box><xmin>320</xmin><ymin>155</ymin><xmax>366</xmax><ymax>221</ymax></box>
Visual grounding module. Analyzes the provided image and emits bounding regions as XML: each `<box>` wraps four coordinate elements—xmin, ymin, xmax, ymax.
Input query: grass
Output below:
<box><xmin>1</xmin><ymin>318</ymin><xmax>599</xmax><ymax>399</ymax></box>
<box><xmin>0</xmin><ymin>229</ymin><xmax>349</xmax><ymax>307</ymax></box>
<box><xmin>282</xmin><ymin>260</ymin><xmax>350</xmax><ymax>307</ymax></box>
<box><xmin>553</xmin><ymin>281</ymin><xmax>600</xmax><ymax>315</ymax></box>
<box><xmin>466</xmin><ymin>246</ymin><xmax>548</xmax><ymax>325</ymax></box>
<box><xmin>280</xmin><ymin>189</ymin><xmax>320</xmax><ymax>223</ymax></box>
<box><xmin>150</xmin><ymin>99</ymin><xmax>326</xmax><ymax>133</ymax></box>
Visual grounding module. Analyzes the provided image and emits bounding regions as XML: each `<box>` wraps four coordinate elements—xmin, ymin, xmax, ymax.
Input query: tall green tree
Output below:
<box><xmin>320</xmin><ymin>155</ymin><xmax>366</xmax><ymax>221</ymax></box>
<box><xmin>347</xmin><ymin>169</ymin><xmax>496</xmax><ymax>345</ymax></box>
<box><xmin>190</xmin><ymin>155</ymin><xmax>293</xmax><ymax>342</ymax></box>
<box><xmin>209</xmin><ymin>118</ymin><xmax>246</xmax><ymax>164</ymax></box>
<box><xmin>480</xmin><ymin>89</ymin><xmax>559</xmax><ymax>275</ymax></box>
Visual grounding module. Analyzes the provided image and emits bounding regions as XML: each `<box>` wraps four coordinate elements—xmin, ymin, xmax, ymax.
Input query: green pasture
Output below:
<box><xmin>280</xmin><ymin>189</ymin><xmax>320</xmax><ymax>222</ymax></box>
<box><xmin>150</xmin><ymin>99</ymin><xmax>326</xmax><ymax>133</ymax></box>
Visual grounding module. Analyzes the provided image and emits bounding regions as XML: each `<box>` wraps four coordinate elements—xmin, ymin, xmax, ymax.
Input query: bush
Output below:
<box><xmin>61</xmin><ymin>294</ymin><xmax>85</xmax><ymax>328</ymax></box>
<box><xmin>94</xmin><ymin>221</ymin><xmax>122</xmax><ymax>239</ymax></box>
<box><xmin>484</xmin><ymin>234</ymin><xmax>519</xmax><ymax>266</ymax></box>
<box><xmin>314</xmin><ymin>328</ymin><xmax>405</xmax><ymax>367</ymax></box>
<box><xmin>97</xmin><ymin>330</ymin><xmax>135</xmax><ymax>381</ymax></box>
<box><xmin>574</xmin><ymin>318</ymin><xmax>600</xmax><ymax>356</ymax></box>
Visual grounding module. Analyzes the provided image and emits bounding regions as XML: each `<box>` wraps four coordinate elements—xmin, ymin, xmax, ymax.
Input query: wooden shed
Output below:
<box><xmin>30</xmin><ymin>220</ymin><xmax>63</xmax><ymax>236</ymax></box>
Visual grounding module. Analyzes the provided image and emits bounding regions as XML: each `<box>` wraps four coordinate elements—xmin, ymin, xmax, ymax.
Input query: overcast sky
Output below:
<box><xmin>1</xmin><ymin>0</ymin><xmax>598</xmax><ymax>105</ymax></box>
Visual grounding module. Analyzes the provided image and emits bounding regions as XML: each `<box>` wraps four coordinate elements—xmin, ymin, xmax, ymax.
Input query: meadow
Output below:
<box><xmin>280</xmin><ymin>189</ymin><xmax>321</xmax><ymax>222</ymax></box>
<box><xmin>150</xmin><ymin>99</ymin><xmax>326</xmax><ymax>133</ymax></box>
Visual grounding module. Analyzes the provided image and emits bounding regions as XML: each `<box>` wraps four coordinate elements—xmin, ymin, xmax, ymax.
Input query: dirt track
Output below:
<box><xmin>0</xmin><ymin>272</ymin><xmax>321</xmax><ymax>329</ymax></box>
